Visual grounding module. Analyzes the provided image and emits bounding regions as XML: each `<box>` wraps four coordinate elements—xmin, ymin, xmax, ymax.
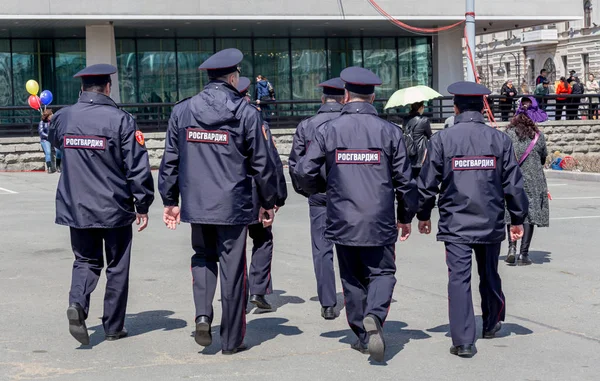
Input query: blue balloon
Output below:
<box><xmin>40</xmin><ymin>90</ymin><xmax>53</xmax><ymax>105</ymax></box>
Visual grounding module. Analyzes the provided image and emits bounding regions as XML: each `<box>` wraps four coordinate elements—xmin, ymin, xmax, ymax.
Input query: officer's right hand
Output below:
<box><xmin>418</xmin><ymin>220</ymin><xmax>431</xmax><ymax>235</ymax></box>
<box><xmin>397</xmin><ymin>223</ymin><xmax>412</xmax><ymax>241</ymax></box>
<box><xmin>163</xmin><ymin>206</ymin><xmax>181</xmax><ymax>230</ymax></box>
<box><xmin>259</xmin><ymin>207</ymin><xmax>275</xmax><ymax>228</ymax></box>
<box><xmin>510</xmin><ymin>225</ymin><xmax>524</xmax><ymax>241</ymax></box>
<box><xmin>136</xmin><ymin>214</ymin><xmax>149</xmax><ymax>232</ymax></box>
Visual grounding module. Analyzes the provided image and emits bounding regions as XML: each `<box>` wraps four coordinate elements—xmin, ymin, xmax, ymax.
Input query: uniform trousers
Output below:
<box><xmin>191</xmin><ymin>224</ymin><xmax>247</xmax><ymax>351</ymax></box>
<box><xmin>68</xmin><ymin>225</ymin><xmax>132</xmax><ymax>335</ymax></box>
<box><xmin>335</xmin><ymin>244</ymin><xmax>396</xmax><ymax>345</ymax></box>
<box><xmin>247</xmin><ymin>223</ymin><xmax>273</xmax><ymax>296</ymax></box>
<box><xmin>309</xmin><ymin>204</ymin><xmax>336</xmax><ymax>307</ymax></box>
<box><xmin>445</xmin><ymin>242</ymin><xmax>505</xmax><ymax>346</ymax></box>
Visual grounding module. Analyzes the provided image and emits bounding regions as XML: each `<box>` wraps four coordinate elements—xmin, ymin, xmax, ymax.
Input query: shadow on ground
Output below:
<box><xmin>427</xmin><ymin>317</ymin><xmax>533</xmax><ymax>340</ymax></box>
<box><xmin>80</xmin><ymin>310</ymin><xmax>187</xmax><ymax>349</ymax></box>
<box><xmin>309</xmin><ymin>294</ymin><xmax>397</xmax><ymax>318</ymax></box>
<box><xmin>500</xmin><ymin>251</ymin><xmax>552</xmax><ymax>265</ymax></box>
<box><xmin>248</xmin><ymin>289</ymin><xmax>306</xmax><ymax>314</ymax></box>
<box><xmin>321</xmin><ymin>321</ymin><xmax>431</xmax><ymax>364</ymax></box>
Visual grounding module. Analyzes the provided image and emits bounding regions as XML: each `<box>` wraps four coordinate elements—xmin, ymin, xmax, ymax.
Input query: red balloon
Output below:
<box><xmin>28</xmin><ymin>95</ymin><xmax>41</xmax><ymax>110</ymax></box>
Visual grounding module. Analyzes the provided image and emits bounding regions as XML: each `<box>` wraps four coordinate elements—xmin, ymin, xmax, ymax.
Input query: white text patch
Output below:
<box><xmin>336</xmin><ymin>149</ymin><xmax>381</xmax><ymax>164</ymax></box>
<box><xmin>64</xmin><ymin>135</ymin><xmax>106</xmax><ymax>150</ymax></box>
<box><xmin>186</xmin><ymin>129</ymin><xmax>229</xmax><ymax>145</ymax></box>
<box><xmin>452</xmin><ymin>156</ymin><xmax>497</xmax><ymax>170</ymax></box>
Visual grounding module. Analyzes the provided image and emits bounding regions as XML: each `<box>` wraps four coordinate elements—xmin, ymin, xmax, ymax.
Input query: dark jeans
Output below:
<box><xmin>555</xmin><ymin>99</ymin><xmax>568</xmax><ymax>120</ymax></box>
<box><xmin>500</xmin><ymin>99</ymin><xmax>513</xmax><ymax>121</ymax></box>
<box><xmin>567</xmin><ymin>97</ymin><xmax>580</xmax><ymax>120</ymax></box>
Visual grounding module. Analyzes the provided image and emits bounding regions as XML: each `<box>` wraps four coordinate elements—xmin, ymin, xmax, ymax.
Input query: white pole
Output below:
<box><xmin>466</xmin><ymin>0</ymin><xmax>476</xmax><ymax>82</ymax></box>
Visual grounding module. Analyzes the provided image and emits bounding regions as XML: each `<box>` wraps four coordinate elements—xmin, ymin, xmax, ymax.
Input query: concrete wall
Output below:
<box><xmin>3</xmin><ymin>121</ymin><xmax>600</xmax><ymax>171</ymax></box>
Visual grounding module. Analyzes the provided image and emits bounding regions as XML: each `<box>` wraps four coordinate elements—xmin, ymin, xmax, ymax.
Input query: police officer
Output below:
<box><xmin>289</xmin><ymin>77</ymin><xmax>345</xmax><ymax>320</ymax></box>
<box><xmin>237</xmin><ymin>77</ymin><xmax>288</xmax><ymax>311</ymax></box>
<box><xmin>294</xmin><ymin>67</ymin><xmax>417</xmax><ymax>363</ymax></box>
<box><xmin>158</xmin><ymin>49</ymin><xmax>279</xmax><ymax>355</ymax></box>
<box><xmin>49</xmin><ymin>64</ymin><xmax>155</xmax><ymax>346</ymax></box>
<box><xmin>416</xmin><ymin>81</ymin><xmax>528</xmax><ymax>357</ymax></box>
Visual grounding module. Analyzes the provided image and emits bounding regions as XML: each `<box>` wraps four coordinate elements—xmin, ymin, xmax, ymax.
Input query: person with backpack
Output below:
<box><xmin>255</xmin><ymin>75</ymin><xmax>275</xmax><ymax>122</ymax></box>
<box><xmin>403</xmin><ymin>101</ymin><xmax>432</xmax><ymax>179</ymax></box>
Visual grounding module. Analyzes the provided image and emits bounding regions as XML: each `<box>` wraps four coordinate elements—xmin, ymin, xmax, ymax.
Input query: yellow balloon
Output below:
<box><xmin>26</xmin><ymin>80</ymin><xmax>39</xmax><ymax>95</ymax></box>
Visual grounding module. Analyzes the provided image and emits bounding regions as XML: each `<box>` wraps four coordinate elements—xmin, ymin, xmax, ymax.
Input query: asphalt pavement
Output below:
<box><xmin>0</xmin><ymin>172</ymin><xmax>599</xmax><ymax>380</ymax></box>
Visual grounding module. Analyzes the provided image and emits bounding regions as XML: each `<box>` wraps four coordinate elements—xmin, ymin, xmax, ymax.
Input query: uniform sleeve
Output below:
<box><xmin>288</xmin><ymin>121</ymin><xmax>311</xmax><ymax>197</ymax></box>
<box><xmin>245</xmin><ymin>111</ymin><xmax>279</xmax><ymax>210</ymax></box>
<box><xmin>121</xmin><ymin>116</ymin><xmax>155</xmax><ymax>214</ymax></box>
<box><xmin>158</xmin><ymin>110</ymin><xmax>181</xmax><ymax>206</ymax></box>
<box><xmin>417</xmin><ymin>135</ymin><xmax>443</xmax><ymax>221</ymax></box>
<box><xmin>391</xmin><ymin>130</ymin><xmax>418</xmax><ymax>224</ymax></box>
<box><xmin>502</xmin><ymin>139</ymin><xmax>528</xmax><ymax>225</ymax></box>
<box><xmin>294</xmin><ymin>127</ymin><xmax>327</xmax><ymax>195</ymax></box>
<box><xmin>48</xmin><ymin>112</ymin><xmax>62</xmax><ymax>149</ymax></box>
<box><xmin>264</xmin><ymin>124</ymin><xmax>288</xmax><ymax>207</ymax></box>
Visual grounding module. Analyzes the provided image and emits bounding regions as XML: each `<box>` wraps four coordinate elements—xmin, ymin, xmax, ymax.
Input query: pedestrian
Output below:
<box><xmin>289</xmin><ymin>77</ymin><xmax>346</xmax><ymax>320</ymax></box>
<box><xmin>585</xmin><ymin>73</ymin><xmax>599</xmax><ymax>120</ymax></box>
<box><xmin>39</xmin><ymin>108</ymin><xmax>62</xmax><ymax>173</ymax></box>
<box><xmin>294</xmin><ymin>67</ymin><xmax>417</xmax><ymax>363</ymax></box>
<box><xmin>158</xmin><ymin>49</ymin><xmax>279</xmax><ymax>355</ymax></box>
<box><xmin>500</xmin><ymin>80</ymin><xmax>516</xmax><ymax>121</ymax></box>
<box><xmin>416</xmin><ymin>81</ymin><xmax>528</xmax><ymax>358</ymax></box>
<box><xmin>570</xmin><ymin>77</ymin><xmax>584</xmax><ymax>120</ymax></box>
<box><xmin>237</xmin><ymin>76</ymin><xmax>288</xmax><ymax>311</ymax></box>
<box><xmin>505</xmin><ymin>97</ymin><xmax>549</xmax><ymax>266</ymax></box>
<box><xmin>49</xmin><ymin>64</ymin><xmax>155</xmax><ymax>346</ymax></box>
<box><xmin>567</xmin><ymin>70</ymin><xmax>577</xmax><ymax>84</ymax></box>
<box><xmin>403</xmin><ymin>101</ymin><xmax>432</xmax><ymax>179</ymax></box>
<box><xmin>534</xmin><ymin>80</ymin><xmax>550</xmax><ymax>111</ymax></box>
<box><xmin>255</xmin><ymin>74</ymin><xmax>275</xmax><ymax>122</ymax></box>
<box><xmin>535</xmin><ymin>69</ymin><xmax>547</xmax><ymax>86</ymax></box>
<box><xmin>555</xmin><ymin>76</ymin><xmax>571</xmax><ymax>120</ymax></box>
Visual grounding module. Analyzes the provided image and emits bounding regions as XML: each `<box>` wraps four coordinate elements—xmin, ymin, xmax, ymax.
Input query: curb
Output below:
<box><xmin>544</xmin><ymin>169</ymin><xmax>600</xmax><ymax>182</ymax></box>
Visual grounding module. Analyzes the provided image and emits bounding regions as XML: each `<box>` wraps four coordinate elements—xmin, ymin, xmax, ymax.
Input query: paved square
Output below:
<box><xmin>0</xmin><ymin>172</ymin><xmax>599</xmax><ymax>380</ymax></box>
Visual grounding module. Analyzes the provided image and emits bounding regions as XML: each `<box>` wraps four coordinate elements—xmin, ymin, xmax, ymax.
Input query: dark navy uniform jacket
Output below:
<box><xmin>289</xmin><ymin>102</ymin><xmax>343</xmax><ymax>206</ymax></box>
<box><xmin>250</xmin><ymin>121</ymin><xmax>288</xmax><ymax>224</ymax></box>
<box><xmin>417</xmin><ymin>111</ymin><xmax>528</xmax><ymax>244</ymax></box>
<box><xmin>50</xmin><ymin>91</ymin><xmax>155</xmax><ymax>228</ymax></box>
<box><xmin>294</xmin><ymin>102</ymin><xmax>417</xmax><ymax>246</ymax></box>
<box><xmin>158</xmin><ymin>81</ymin><xmax>279</xmax><ymax>225</ymax></box>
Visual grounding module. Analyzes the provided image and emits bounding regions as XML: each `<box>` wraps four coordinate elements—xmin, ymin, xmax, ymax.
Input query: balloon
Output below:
<box><xmin>26</xmin><ymin>80</ymin><xmax>39</xmax><ymax>95</ymax></box>
<box><xmin>28</xmin><ymin>95</ymin><xmax>41</xmax><ymax>110</ymax></box>
<box><xmin>40</xmin><ymin>90</ymin><xmax>53</xmax><ymax>105</ymax></box>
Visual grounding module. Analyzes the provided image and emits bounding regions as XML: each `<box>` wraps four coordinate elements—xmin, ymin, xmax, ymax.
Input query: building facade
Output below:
<box><xmin>0</xmin><ymin>0</ymin><xmax>582</xmax><ymax>109</ymax></box>
<box><xmin>473</xmin><ymin>1</ymin><xmax>597</xmax><ymax>94</ymax></box>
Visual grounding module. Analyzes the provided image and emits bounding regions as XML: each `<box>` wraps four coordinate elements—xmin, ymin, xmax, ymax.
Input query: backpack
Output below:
<box><xmin>267</xmin><ymin>82</ymin><xmax>275</xmax><ymax>98</ymax></box>
<box><xmin>403</xmin><ymin>117</ymin><xmax>419</xmax><ymax>158</ymax></box>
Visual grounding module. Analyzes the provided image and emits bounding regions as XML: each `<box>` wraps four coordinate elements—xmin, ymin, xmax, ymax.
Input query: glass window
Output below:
<box><xmin>0</xmin><ymin>39</ymin><xmax>12</xmax><ymax>108</ymax></box>
<box><xmin>54</xmin><ymin>39</ymin><xmax>85</xmax><ymax>105</ymax></box>
<box><xmin>177</xmin><ymin>39</ymin><xmax>214</xmax><ymax>100</ymax></box>
<box><xmin>291</xmin><ymin>38</ymin><xmax>326</xmax><ymax>116</ymax></box>
<box><xmin>12</xmin><ymin>40</ymin><xmax>40</xmax><ymax>106</ymax></box>
<box><xmin>363</xmin><ymin>37</ymin><xmax>398</xmax><ymax>99</ymax></box>
<box><xmin>116</xmin><ymin>39</ymin><xmax>138</xmax><ymax>103</ymax></box>
<box><xmin>328</xmin><ymin>38</ymin><xmax>362</xmax><ymax>77</ymax></box>
<box><xmin>253</xmin><ymin>38</ymin><xmax>290</xmax><ymax>101</ymax></box>
<box><xmin>215</xmin><ymin>38</ymin><xmax>252</xmax><ymax>94</ymax></box>
<box><xmin>398</xmin><ymin>37</ymin><xmax>432</xmax><ymax>89</ymax></box>
<box><xmin>137</xmin><ymin>39</ymin><xmax>177</xmax><ymax>104</ymax></box>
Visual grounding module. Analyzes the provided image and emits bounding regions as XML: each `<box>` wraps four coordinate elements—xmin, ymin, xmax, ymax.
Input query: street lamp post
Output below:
<box><xmin>496</xmin><ymin>52</ymin><xmax>521</xmax><ymax>88</ymax></box>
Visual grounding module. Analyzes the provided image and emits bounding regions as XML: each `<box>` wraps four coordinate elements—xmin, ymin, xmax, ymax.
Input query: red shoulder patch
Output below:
<box><xmin>135</xmin><ymin>130</ymin><xmax>145</xmax><ymax>146</ymax></box>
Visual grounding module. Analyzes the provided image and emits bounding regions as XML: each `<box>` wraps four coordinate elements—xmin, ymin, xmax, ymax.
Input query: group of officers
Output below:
<box><xmin>48</xmin><ymin>47</ymin><xmax>529</xmax><ymax>362</ymax></box>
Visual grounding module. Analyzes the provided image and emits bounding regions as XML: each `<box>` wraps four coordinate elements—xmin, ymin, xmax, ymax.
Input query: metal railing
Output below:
<box><xmin>1</xmin><ymin>94</ymin><xmax>599</xmax><ymax>137</ymax></box>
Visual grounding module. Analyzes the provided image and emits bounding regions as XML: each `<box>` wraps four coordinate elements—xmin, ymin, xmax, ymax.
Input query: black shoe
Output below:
<box><xmin>505</xmin><ymin>242</ymin><xmax>517</xmax><ymax>264</ymax></box>
<box><xmin>483</xmin><ymin>322</ymin><xmax>502</xmax><ymax>339</ymax></box>
<box><xmin>351</xmin><ymin>341</ymin><xmax>369</xmax><ymax>355</ymax></box>
<box><xmin>517</xmin><ymin>254</ymin><xmax>533</xmax><ymax>266</ymax></box>
<box><xmin>195</xmin><ymin>316</ymin><xmax>212</xmax><ymax>347</ymax></box>
<box><xmin>46</xmin><ymin>161</ymin><xmax>55</xmax><ymax>174</ymax></box>
<box><xmin>321</xmin><ymin>306</ymin><xmax>335</xmax><ymax>320</ymax></box>
<box><xmin>363</xmin><ymin>314</ymin><xmax>385</xmax><ymax>362</ymax></box>
<box><xmin>67</xmin><ymin>303</ymin><xmax>89</xmax><ymax>345</ymax></box>
<box><xmin>250</xmin><ymin>294</ymin><xmax>272</xmax><ymax>310</ymax></box>
<box><xmin>56</xmin><ymin>159</ymin><xmax>62</xmax><ymax>173</ymax></box>
<box><xmin>106</xmin><ymin>328</ymin><xmax>128</xmax><ymax>341</ymax></box>
<box><xmin>222</xmin><ymin>343</ymin><xmax>248</xmax><ymax>355</ymax></box>
<box><xmin>450</xmin><ymin>344</ymin><xmax>474</xmax><ymax>357</ymax></box>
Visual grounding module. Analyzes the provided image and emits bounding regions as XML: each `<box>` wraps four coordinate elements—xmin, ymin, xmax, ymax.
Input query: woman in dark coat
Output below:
<box><xmin>505</xmin><ymin>97</ymin><xmax>549</xmax><ymax>265</ymax></box>
<box><xmin>403</xmin><ymin>101</ymin><xmax>432</xmax><ymax>179</ymax></box>
<box><xmin>500</xmin><ymin>80</ymin><xmax>516</xmax><ymax>121</ymax></box>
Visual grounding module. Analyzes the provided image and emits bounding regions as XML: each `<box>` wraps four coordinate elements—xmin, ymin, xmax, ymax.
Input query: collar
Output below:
<box><xmin>78</xmin><ymin>91</ymin><xmax>118</xmax><ymax>107</ymax></box>
<box><xmin>205</xmin><ymin>80</ymin><xmax>240</xmax><ymax>96</ymax></box>
<box><xmin>340</xmin><ymin>101</ymin><xmax>378</xmax><ymax>116</ymax></box>
<box><xmin>318</xmin><ymin>102</ymin><xmax>343</xmax><ymax>114</ymax></box>
<box><xmin>454</xmin><ymin>111</ymin><xmax>486</xmax><ymax>125</ymax></box>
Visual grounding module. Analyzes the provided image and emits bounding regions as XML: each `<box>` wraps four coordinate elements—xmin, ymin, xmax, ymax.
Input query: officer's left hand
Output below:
<box><xmin>418</xmin><ymin>220</ymin><xmax>432</xmax><ymax>235</ymax></box>
<box><xmin>136</xmin><ymin>214</ymin><xmax>149</xmax><ymax>232</ymax></box>
<box><xmin>259</xmin><ymin>207</ymin><xmax>275</xmax><ymax>227</ymax></box>
<box><xmin>397</xmin><ymin>223</ymin><xmax>411</xmax><ymax>241</ymax></box>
